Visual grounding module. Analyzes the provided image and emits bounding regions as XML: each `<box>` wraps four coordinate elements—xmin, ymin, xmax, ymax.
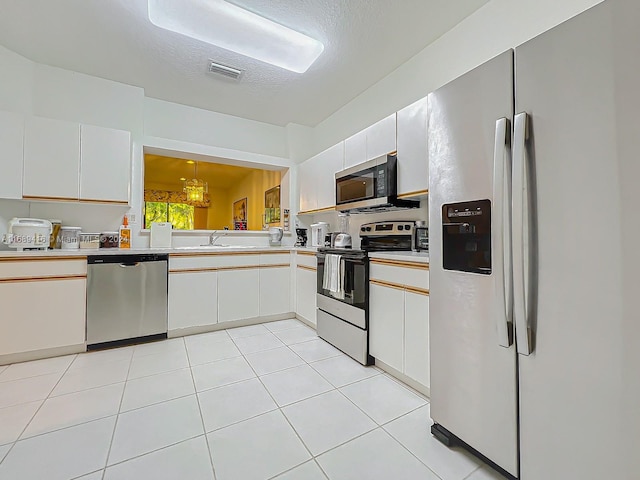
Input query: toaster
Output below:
<box><xmin>4</xmin><ymin>218</ymin><xmax>53</xmax><ymax>251</ymax></box>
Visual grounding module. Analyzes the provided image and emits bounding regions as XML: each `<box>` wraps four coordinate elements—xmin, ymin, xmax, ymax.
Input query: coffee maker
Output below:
<box><xmin>295</xmin><ymin>228</ymin><xmax>308</xmax><ymax>247</ymax></box>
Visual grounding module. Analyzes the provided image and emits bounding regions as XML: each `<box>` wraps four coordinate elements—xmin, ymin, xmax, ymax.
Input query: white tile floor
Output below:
<box><xmin>0</xmin><ymin>319</ymin><xmax>508</xmax><ymax>480</ymax></box>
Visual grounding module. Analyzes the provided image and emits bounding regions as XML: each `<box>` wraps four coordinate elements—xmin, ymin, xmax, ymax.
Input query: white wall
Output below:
<box><xmin>0</xmin><ymin>46</ymin><xmax>33</xmax><ymax>114</ymax></box>
<box><xmin>144</xmin><ymin>98</ymin><xmax>288</xmax><ymax>159</ymax></box>
<box><xmin>311</xmin><ymin>0</ymin><xmax>603</xmax><ymax>155</ymax></box>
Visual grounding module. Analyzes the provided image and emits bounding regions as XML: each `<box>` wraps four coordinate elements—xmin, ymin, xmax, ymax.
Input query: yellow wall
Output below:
<box><xmin>205</xmin><ymin>188</ymin><xmax>232</xmax><ymax>230</ymax></box>
<box><xmin>228</xmin><ymin>170</ymin><xmax>282</xmax><ymax>230</ymax></box>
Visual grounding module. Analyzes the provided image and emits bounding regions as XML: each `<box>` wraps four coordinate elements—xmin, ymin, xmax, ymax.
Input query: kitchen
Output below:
<box><xmin>0</xmin><ymin>0</ymin><xmax>636</xmax><ymax>479</ymax></box>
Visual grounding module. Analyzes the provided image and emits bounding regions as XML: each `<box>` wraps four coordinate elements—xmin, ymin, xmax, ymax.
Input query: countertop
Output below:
<box><xmin>368</xmin><ymin>251</ymin><xmax>429</xmax><ymax>264</ymax></box>
<box><xmin>0</xmin><ymin>246</ymin><xmax>294</xmax><ymax>259</ymax></box>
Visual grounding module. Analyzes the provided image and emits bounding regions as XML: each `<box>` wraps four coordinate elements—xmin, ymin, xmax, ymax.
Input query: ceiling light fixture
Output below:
<box><xmin>147</xmin><ymin>0</ymin><xmax>324</xmax><ymax>73</ymax></box>
<box><xmin>183</xmin><ymin>161</ymin><xmax>208</xmax><ymax>203</ymax></box>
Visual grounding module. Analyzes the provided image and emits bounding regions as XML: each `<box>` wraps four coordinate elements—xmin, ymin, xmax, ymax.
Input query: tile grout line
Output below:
<box><xmin>101</xmin><ymin>344</ymin><xmax>136</xmax><ymax>479</ymax></box>
<box><xmin>186</xmin><ymin>336</ymin><xmax>219</xmax><ymax>480</ymax></box>
<box><xmin>227</xmin><ymin>331</ymin><xmax>320</xmax><ymax>479</ymax></box>
<box><xmin>461</xmin><ymin>465</ymin><xmax>484</xmax><ymax>480</ymax></box>
<box><xmin>1</xmin><ymin>354</ymin><xmax>79</xmax><ymax>466</ymax></box>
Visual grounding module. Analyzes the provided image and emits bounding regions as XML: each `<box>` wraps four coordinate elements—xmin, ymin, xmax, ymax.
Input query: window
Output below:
<box><xmin>144</xmin><ymin>202</ymin><xmax>195</xmax><ymax>230</ymax></box>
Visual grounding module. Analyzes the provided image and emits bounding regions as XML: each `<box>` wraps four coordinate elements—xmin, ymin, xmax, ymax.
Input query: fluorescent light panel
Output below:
<box><xmin>148</xmin><ymin>0</ymin><xmax>324</xmax><ymax>73</ymax></box>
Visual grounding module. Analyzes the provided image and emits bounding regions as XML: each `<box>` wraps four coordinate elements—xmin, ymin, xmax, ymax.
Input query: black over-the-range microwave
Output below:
<box><xmin>334</xmin><ymin>154</ymin><xmax>419</xmax><ymax>212</ymax></box>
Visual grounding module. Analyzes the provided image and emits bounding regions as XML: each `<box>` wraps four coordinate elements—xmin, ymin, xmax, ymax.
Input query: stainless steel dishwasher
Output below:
<box><xmin>86</xmin><ymin>254</ymin><xmax>168</xmax><ymax>349</ymax></box>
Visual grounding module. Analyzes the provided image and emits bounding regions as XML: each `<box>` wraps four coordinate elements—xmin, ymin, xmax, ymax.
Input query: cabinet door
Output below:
<box><xmin>366</xmin><ymin>113</ymin><xmax>397</xmax><ymax>161</ymax></box>
<box><xmin>0</xmin><ymin>111</ymin><xmax>24</xmax><ymax>200</ymax></box>
<box><xmin>23</xmin><ymin>116</ymin><xmax>80</xmax><ymax>200</ymax></box>
<box><xmin>316</xmin><ymin>142</ymin><xmax>344</xmax><ymax>209</ymax></box>
<box><xmin>218</xmin><ymin>268</ymin><xmax>259</xmax><ymax>322</ymax></box>
<box><xmin>397</xmin><ymin>98</ymin><xmax>429</xmax><ymax>196</ymax></box>
<box><xmin>80</xmin><ymin>124</ymin><xmax>131</xmax><ymax>203</ymax></box>
<box><xmin>344</xmin><ymin>129</ymin><xmax>367</xmax><ymax>168</ymax></box>
<box><xmin>369</xmin><ymin>282</ymin><xmax>404</xmax><ymax>371</ymax></box>
<box><xmin>0</xmin><ymin>278</ymin><xmax>86</xmax><ymax>356</ymax></box>
<box><xmin>260</xmin><ymin>266</ymin><xmax>291</xmax><ymax>316</ymax></box>
<box><xmin>404</xmin><ymin>290</ymin><xmax>430</xmax><ymax>388</ymax></box>
<box><xmin>298</xmin><ymin>159</ymin><xmax>318</xmax><ymax>212</ymax></box>
<box><xmin>168</xmin><ymin>271</ymin><xmax>217</xmax><ymax>330</ymax></box>
<box><xmin>295</xmin><ymin>267</ymin><xmax>317</xmax><ymax>325</ymax></box>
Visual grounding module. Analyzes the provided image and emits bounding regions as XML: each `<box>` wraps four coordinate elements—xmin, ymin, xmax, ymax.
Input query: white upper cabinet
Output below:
<box><xmin>80</xmin><ymin>124</ymin><xmax>131</xmax><ymax>204</ymax></box>
<box><xmin>298</xmin><ymin>158</ymin><xmax>318</xmax><ymax>212</ymax></box>
<box><xmin>22</xmin><ymin>116</ymin><xmax>131</xmax><ymax>204</ymax></box>
<box><xmin>396</xmin><ymin>97</ymin><xmax>429</xmax><ymax>196</ymax></box>
<box><xmin>344</xmin><ymin>113</ymin><xmax>397</xmax><ymax>169</ymax></box>
<box><xmin>299</xmin><ymin>141</ymin><xmax>344</xmax><ymax>212</ymax></box>
<box><xmin>366</xmin><ymin>113</ymin><xmax>397</xmax><ymax>160</ymax></box>
<box><xmin>23</xmin><ymin>116</ymin><xmax>80</xmax><ymax>200</ymax></box>
<box><xmin>315</xmin><ymin>142</ymin><xmax>344</xmax><ymax>210</ymax></box>
<box><xmin>344</xmin><ymin>129</ymin><xmax>367</xmax><ymax>168</ymax></box>
<box><xmin>0</xmin><ymin>111</ymin><xmax>24</xmax><ymax>200</ymax></box>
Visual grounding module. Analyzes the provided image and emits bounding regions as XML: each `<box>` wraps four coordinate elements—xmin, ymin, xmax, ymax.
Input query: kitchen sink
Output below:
<box><xmin>174</xmin><ymin>245</ymin><xmax>259</xmax><ymax>250</ymax></box>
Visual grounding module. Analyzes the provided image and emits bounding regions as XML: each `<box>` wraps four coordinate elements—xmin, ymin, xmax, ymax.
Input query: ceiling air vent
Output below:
<box><xmin>208</xmin><ymin>61</ymin><xmax>243</xmax><ymax>80</ymax></box>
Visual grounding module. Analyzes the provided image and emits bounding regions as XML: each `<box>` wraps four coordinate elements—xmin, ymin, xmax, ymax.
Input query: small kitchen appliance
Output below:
<box><xmin>268</xmin><ymin>226</ymin><xmax>283</xmax><ymax>246</ymax></box>
<box><xmin>4</xmin><ymin>218</ymin><xmax>52</xmax><ymax>251</ymax></box>
<box><xmin>324</xmin><ymin>232</ymin><xmax>340</xmax><ymax>248</ymax></box>
<box><xmin>60</xmin><ymin>226</ymin><xmax>82</xmax><ymax>250</ymax></box>
<box><xmin>310</xmin><ymin>222</ymin><xmax>329</xmax><ymax>247</ymax></box>
<box><xmin>414</xmin><ymin>220</ymin><xmax>429</xmax><ymax>252</ymax></box>
<box><xmin>295</xmin><ymin>228</ymin><xmax>307</xmax><ymax>247</ymax></box>
<box><xmin>334</xmin><ymin>233</ymin><xmax>352</xmax><ymax>248</ymax></box>
<box><xmin>335</xmin><ymin>154</ymin><xmax>420</xmax><ymax>212</ymax></box>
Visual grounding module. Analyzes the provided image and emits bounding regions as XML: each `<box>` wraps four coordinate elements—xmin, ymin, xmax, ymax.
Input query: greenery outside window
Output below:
<box><xmin>145</xmin><ymin>202</ymin><xmax>195</xmax><ymax>230</ymax></box>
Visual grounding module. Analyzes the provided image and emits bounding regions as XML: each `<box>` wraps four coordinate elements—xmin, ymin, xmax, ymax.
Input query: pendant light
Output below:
<box><xmin>183</xmin><ymin>161</ymin><xmax>208</xmax><ymax>203</ymax></box>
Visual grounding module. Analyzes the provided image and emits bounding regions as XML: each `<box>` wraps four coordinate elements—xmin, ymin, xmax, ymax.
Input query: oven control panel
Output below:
<box><xmin>360</xmin><ymin>221</ymin><xmax>415</xmax><ymax>237</ymax></box>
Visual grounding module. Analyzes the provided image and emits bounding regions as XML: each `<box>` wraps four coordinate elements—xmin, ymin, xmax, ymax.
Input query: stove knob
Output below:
<box><xmin>405</xmin><ymin>224</ymin><xmax>412</xmax><ymax>230</ymax></box>
<box><xmin>360</xmin><ymin>227</ymin><xmax>366</xmax><ymax>232</ymax></box>
<box><xmin>398</xmin><ymin>225</ymin><xmax>404</xmax><ymax>230</ymax></box>
<box><xmin>366</xmin><ymin>227</ymin><xmax>372</xmax><ymax>232</ymax></box>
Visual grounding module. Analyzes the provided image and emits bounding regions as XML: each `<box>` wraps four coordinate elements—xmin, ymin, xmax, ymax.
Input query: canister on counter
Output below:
<box><xmin>100</xmin><ymin>231</ymin><xmax>119</xmax><ymax>248</ymax></box>
<box><xmin>60</xmin><ymin>226</ymin><xmax>81</xmax><ymax>250</ymax></box>
<box><xmin>80</xmin><ymin>233</ymin><xmax>100</xmax><ymax>249</ymax></box>
<box><xmin>49</xmin><ymin>219</ymin><xmax>62</xmax><ymax>249</ymax></box>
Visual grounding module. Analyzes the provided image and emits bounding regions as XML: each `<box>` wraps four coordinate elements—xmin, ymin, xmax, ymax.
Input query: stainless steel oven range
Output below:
<box><xmin>316</xmin><ymin>221</ymin><xmax>417</xmax><ymax>365</ymax></box>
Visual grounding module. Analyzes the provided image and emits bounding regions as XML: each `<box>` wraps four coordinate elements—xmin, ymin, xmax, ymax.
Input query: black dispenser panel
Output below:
<box><xmin>442</xmin><ymin>200</ymin><xmax>492</xmax><ymax>275</ymax></box>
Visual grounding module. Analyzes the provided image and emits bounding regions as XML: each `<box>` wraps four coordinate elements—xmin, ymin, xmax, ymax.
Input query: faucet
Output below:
<box><xmin>201</xmin><ymin>231</ymin><xmax>226</xmax><ymax>246</ymax></box>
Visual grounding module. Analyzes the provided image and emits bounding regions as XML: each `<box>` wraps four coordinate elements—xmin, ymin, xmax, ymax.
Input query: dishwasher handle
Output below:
<box><xmin>119</xmin><ymin>262</ymin><xmax>141</xmax><ymax>268</ymax></box>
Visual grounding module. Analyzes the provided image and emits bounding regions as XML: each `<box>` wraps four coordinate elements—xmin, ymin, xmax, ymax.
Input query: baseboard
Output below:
<box><xmin>168</xmin><ymin>312</ymin><xmax>297</xmax><ymax>338</ymax></box>
<box><xmin>374</xmin><ymin>358</ymin><xmax>430</xmax><ymax>399</ymax></box>
<box><xmin>0</xmin><ymin>343</ymin><xmax>87</xmax><ymax>366</ymax></box>
<box><xmin>294</xmin><ymin>314</ymin><xmax>317</xmax><ymax>330</ymax></box>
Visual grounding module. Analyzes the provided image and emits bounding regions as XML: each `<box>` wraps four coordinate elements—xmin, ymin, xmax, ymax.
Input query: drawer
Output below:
<box><xmin>216</xmin><ymin>253</ymin><xmax>262</xmax><ymax>268</ymax></box>
<box><xmin>169</xmin><ymin>255</ymin><xmax>219</xmax><ymax>271</ymax></box>
<box><xmin>296</xmin><ymin>252</ymin><xmax>317</xmax><ymax>268</ymax></box>
<box><xmin>0</xmin><ymin>258</ymin><xmax>87</xmax><ymax>280</ymax></box>
<box><xmin>370</xmin><ymin>261</ymin><xmax>429</xmax><ymax>290</ymax></box>
<box><xmin>260</xmin><ymin>253</ymin><xmax>291</xmax><ymax>266</ymax></box>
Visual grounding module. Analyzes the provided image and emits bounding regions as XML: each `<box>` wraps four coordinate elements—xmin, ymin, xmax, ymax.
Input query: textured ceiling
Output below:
<box><xmin>0</xmin><ymin>0</ymin><xmax>489</xmax><ymax>126</ymax></box>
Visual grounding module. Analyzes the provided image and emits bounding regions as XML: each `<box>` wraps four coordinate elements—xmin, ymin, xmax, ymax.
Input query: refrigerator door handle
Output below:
<box><xmin>493</xmin><ymin>117</ymin><xmax>513</xmax><ymax>348</ymax></box>
<box><xmin>512</xmin><ymin>112</ymin><xmax>533</xmax><ymax>355</ymax></box>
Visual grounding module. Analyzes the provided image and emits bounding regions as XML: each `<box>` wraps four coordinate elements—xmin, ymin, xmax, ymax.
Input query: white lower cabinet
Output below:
<box><xmin>295</xmin><ymin>266</ymin><xmax>317</xmax><ymax>325</ymax></box>
<box><xmin>0</xmin><ymin>278</ymin><xmax>86</xmax><ymax>357</ymax></box>
<box><xmin>404</xmin><ymin>290</ymin><xmax>430</xmax><ymax>387</ymax></box>
<box><xmin>218</xmin><ymin>268</ymin><xmax>260</xmax><ymax>323</ymax></box>
<box><xmin>168</xmin><ymin>271</ymin><xmax>218</xmax><ymax>330</ymax></box>
<box><xmin>369</xmin><ymin>259</ymin><xmax>430</xmax><ymax>391</ymax></box>
<box><xmin>260</xmin><ymin>266</ymin><xmax>290</xmax><ymax>316</ymax></box>
<box><xmin>369</xmin><ymin>283</ymin><xmax>405</xmax><ymax>372</ymax></box>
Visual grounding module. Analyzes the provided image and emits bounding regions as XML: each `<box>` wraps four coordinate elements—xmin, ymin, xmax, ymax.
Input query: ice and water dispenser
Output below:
<box><xmin>442</xmin><ymin>200</ymin><xmax>492</xmax><ymax>275</ymax></box>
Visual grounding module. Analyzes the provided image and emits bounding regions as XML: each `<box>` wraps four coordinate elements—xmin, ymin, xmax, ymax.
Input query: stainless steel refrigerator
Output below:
<box><xmin>428</xmin><ymin>1</ymin><xmax>640</xmax><ymax>479</ymax></box>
